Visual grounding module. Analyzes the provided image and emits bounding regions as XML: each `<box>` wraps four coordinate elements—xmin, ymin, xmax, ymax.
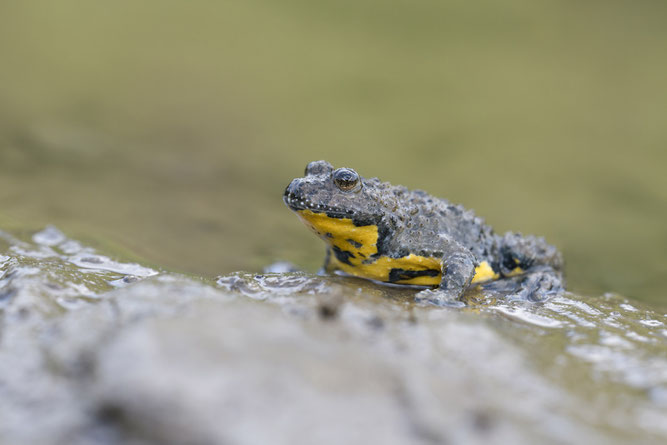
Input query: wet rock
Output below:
<box><xmin>0</xmin><ymin>227</ymin><xmax>666</xmax><ymax>445</ymax></box>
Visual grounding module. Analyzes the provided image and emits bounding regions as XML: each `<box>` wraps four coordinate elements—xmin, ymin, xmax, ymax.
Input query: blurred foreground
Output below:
<box><xmin>1</xmin><ymin>226</ymin><xmax>666</xmax><ymax>444</ymax></box>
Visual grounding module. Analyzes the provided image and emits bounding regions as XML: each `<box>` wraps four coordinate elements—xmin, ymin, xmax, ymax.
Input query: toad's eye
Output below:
<box><xmin>333</xmin><ymin>168</ymin><xmax>360</xmax><ymax>191</ymax></box>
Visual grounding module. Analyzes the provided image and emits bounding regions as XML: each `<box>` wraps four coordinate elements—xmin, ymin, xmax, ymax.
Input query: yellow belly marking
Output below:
<box><xmin>470</xmin><ymin>260</ymin><xmax>500</xmax><ymax>284</ymax></box>
<box><xmin>296</xmin><ymin>209</ymin><xmax>501</xmax><ymax>286</ymax></box>
<box><xmin>297</xmin><ymin>210</ymin><xmax>378</xmax><ymax>259</ymax></box>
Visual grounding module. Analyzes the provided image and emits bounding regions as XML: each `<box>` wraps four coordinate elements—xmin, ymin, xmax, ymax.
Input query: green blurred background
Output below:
<box><xmin>0</xmin><ymin>1</ymin><xmax>665</xmax><ymax>306</ymax></box>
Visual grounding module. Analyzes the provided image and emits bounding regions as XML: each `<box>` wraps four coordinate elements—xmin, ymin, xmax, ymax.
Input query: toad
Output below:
<box><xmin>284</xmin><ymin>160</ymin><xmax>564</xmax><ymax>304</ymax></box>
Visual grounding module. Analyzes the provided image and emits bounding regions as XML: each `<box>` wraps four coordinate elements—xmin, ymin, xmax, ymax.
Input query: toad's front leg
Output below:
<box><xmin>416</xmin><ymin>241</ymin><xmax>477</xmax><ymax>306</ymax></box>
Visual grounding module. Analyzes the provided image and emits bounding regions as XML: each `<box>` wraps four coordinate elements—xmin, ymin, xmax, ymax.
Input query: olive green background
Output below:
<box><xmin>0</xmin><ymin>1</ymin><xmax>665</xmax><ymax>306</ymax></box>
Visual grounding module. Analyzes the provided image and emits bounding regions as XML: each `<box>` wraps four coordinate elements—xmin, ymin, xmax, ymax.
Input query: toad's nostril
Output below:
<box><xmin>284</xmin><ymin>179</ymin><xmax>305</xmax><ymax>208</ymax></box>
<box><xmin>285</xmin><ymin>179</ymin><xmax>301</xmax><ymax>196</ymax></box>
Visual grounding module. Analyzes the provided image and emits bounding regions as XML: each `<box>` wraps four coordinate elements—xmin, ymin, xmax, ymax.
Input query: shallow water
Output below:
<box><xmin>1</xmin><ymin>226</ymin><xmax>665</xmax><ymax>444</ymax></box>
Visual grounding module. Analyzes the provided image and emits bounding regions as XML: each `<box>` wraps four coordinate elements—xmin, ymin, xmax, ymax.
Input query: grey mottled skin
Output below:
<box><xmin>284</xmin><ymin>160</ymin><xmax>564</xmax><ymax>304</ymax></box>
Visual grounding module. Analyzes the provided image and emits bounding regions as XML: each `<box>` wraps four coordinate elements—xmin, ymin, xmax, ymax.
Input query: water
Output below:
<box><xmin>1</xmin><ymin>226</ymin><xmax>665</xmax><ymax>444</ymax></box>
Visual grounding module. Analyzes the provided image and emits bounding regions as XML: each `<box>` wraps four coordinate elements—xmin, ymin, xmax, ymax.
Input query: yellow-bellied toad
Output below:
<box><xmin>284</xmin><ymin>160</ymin><xmax>564</xmax><ymax>304</ymax></box>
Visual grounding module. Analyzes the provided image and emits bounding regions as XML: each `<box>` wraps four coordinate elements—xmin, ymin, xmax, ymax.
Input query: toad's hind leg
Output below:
<box><xmin>499</xmin><ymin>232</ymin><xmax>565</xmax><ymax>301</ymax></box>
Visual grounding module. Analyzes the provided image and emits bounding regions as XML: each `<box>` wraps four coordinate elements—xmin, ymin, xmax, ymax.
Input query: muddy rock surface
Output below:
<box><xmin>0</xmin><ymin>227</ymin><xmax>666</xmax><ymax>445</ymax></box>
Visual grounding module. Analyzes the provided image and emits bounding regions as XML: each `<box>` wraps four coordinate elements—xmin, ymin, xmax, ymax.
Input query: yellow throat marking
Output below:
<box><xmin>296</xmin><ymin>210</ymin><xmax>501</xmax><ymax>286</ymax></box>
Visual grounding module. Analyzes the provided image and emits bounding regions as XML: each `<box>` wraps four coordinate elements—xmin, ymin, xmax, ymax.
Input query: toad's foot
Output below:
<box><xmin>415</xmin><ymin>288</ymin><xmax>466</xmax><ymax>307</ymax></box>
<box><xmin>513</xmin><ymin>267</ymin><xmax>564</xmax><ymax>302</ymax></box>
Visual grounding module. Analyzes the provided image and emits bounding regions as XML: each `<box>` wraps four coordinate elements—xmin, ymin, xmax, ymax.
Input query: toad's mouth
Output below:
<box><xmin>282</xmin><ymin>189</ymin><xmax>353</xmax><ymax>219</ymax></box>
